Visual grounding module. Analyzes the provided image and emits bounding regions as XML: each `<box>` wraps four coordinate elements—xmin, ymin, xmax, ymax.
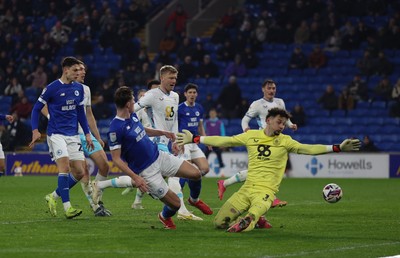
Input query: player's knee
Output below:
<box><xmin>98</xmin><ymin>162</ymin><xmax>110</xmax><ymax>176</ymax></box>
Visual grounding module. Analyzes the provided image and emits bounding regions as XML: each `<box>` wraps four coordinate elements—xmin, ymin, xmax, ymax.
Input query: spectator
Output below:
<box><xmin>217</xmin><ymin>76</ymin><xmax>242</xmax><ymax>119</ymax></box>
<box><xmin>294</xmin><ymin>20</ymin><xmax>310</xmax><ymax>44</ymax></box>
<box><xmin>50</xmin><ymin>21</ymin><xmax>71</xmax><ymax>46</ymax></box>
<box><xmin>346</xmin><ymin>75</ymin><xmax>369</xmax><ymax>102</ymax></box>
<box><xmin>178</xmin><ymin>55</ymin><xmax>196</xmax><ymax>84</ymax></box>
<box><xmin>373</xmin><ymin>51</ymin><xmax>393</xmax><ymax>76</ymax></box>
<box><xmin>338</xmin><ymin>88</ymin><xmax>355</xmax><ymax>115</ymax></box>
<box><xmin>11</xmin><ymin>95</ymin><xmax>33</xmax><ymax>120</ymax></box>
<box><xmin>96</xmin><ymin>80</ymin><xmax>115</xmax><ymax>103</ymax></box>
<box><xmin>28</xmin><ymin>65</ymin><xmax>48</xmax><ymax>89</ymax></box>
<box><xmin>241</xmin><ymin>46</ymin><xmax>259</xmax><ymax>69</ymax></box>
<box><xmin>4</xmin><ymin>77</ymin><xmax>23</xmax><ymax>104</ymax></box>
<box><xmin>341</xmin><ymin>28</ymin><xmax>360</xmax><ymax>50</ymax></box>
<box><xmin>370</xmin><ymin>77</ymin><xmax>392</xmax><ymax>106</ymax></box>
<box><xmin>289</xmin><ymin>46</ymin><xmax>307</xmax><ymax>70</ymax></box>
<box><xmin>134</xmin><ymin>62</ymin><xmax>154</xmax><ymax>86</ymax></box>
<box><xmin>197</xmin><ymin>54</ymin><xmax>219</xmax><ymax>79</ymax></box>
<box><xmin>164</xmin><ymin>3</ymin><xmax>189</xmax><ymax>40</ymax></box>
<box><xmin>73</xmin><ymin>32</ymin><xmax>93</xmax><ymax>56</ymax></box>
<box><xmin>317</xmin><ymin>84</ymin><xmax>338</xmax><ymax>115</ymax></box>
<box><xmin>290</xmin><ymin>104</ymin><xmax>306</xmax><ymax>127</ymax></box>
<box><xmin>253</xmin><ymin>20</ymin><xmax>267</xmax><ymax>43</ymax></box>
<box><xmin>176</xmin><ymin>37</ymin><xmax>193</xmax><ymax>62</ymax></box>
<box><xmin>309</xmin><ymin>21</ymin><xmax>323</xmax><ymax>44</ymax></box>
<box><xmin>356</xmin><ymin>50</ymin><xmax>374</xmax><ymax>77</ymax></box>
<box><xmin>224</xmin><ymin>54</ymin><xmax>247</xmax><ymax>78</ymax></box>
<box><xmin>203</xmin><ymin>108</ymin><xmax>225</xmax><ymax>170</ymax></box>
<box><xmin>324</xmin><ymin>29</ymin><xmax>342</xmax><ymax>53</ymax></box>
<box><xmin>216</xmin><ymin>39</ymin><xmax>235</xmax><ymax>62</ymax></box>
<box><xmin>191</xmin><ymin>41</ymin><xmax>208</xmax><ymax>63</ymax></box>
<box><xmin>360</xmin><ymin>135</ymin><xmax>380</xmax><ymax>152</ymax></box>
<box><xmin>92</xmin><ymin>95</ymin><xmax>113</xmax><ymax>120</ymax></box>
<box><xmin>308</xmin><ymin>45</ymin><xmax>327</xmax><ymax>69</ymax></box>
<box><xmin>6</xmin><ymin>112</ymin><xmax>31</xmax><ymax>151</ymax></box>
<box><xmin>159</xmin><ymin>31</ymin><xmax>177</xmax><ymax>53</ymax></box>
<box><xmin>211</xmin><ymin>23</ymin><xmax>230</xmax><ymax>45</ymax></box>
<box><xmin>389</xmin><ymin>78</ymin><xmax>400</xmax><ymax>117</ymax></box>
<box><xmin>237</xmin><ymin>98</ymin><xmax>250</xmax><ymax>118</ymax></box>
<box><xmin>202</xmin><ymin>93</ymin><xmax>217</xmax><ymax>117</ymax></box>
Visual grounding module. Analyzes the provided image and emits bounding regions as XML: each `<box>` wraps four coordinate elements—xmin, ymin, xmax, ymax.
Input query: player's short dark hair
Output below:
<box><xmin>114</xmin><ymin>86</ymin><xmax>133</xmax><ymax>108</ymax></box>
<box><xmin>262</xmin><ymin>79</ymin><xmax>275</xmax><ymax>87</ymax></box>
<box><xmin>61</xmin><ymin>56</ymin><xmax>82</xmax><ymax>68</ymax></box>
<box><xmin>147</xmin><ymin>79</ymin><xmax>160</xmax><ymax>90</ymax></box>
<box><xmin>184</xmin><ymin>83</ymin><xmax>198</xmax><ymax>92</ymax></box>
<box><xmin>266</xmin><ymin>108</ymin><xmax>291</xmax><ymax>119</ymax></box>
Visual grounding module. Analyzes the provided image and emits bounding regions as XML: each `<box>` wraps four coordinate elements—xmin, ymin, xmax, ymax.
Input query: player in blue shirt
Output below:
<box><xmin>94</xmin><ymin>86</ymin><xmax>201</xmax><ymax>229</ymax></box>
<box><xmin>177</xmin><ymin>83</ymin><xmax>213</xmax><ymax>215</ymax></box>
<box><xmin>0</xmin><ymin>114</ymin><xmax>14</xmax><ymax>176</ymax></box>
<box><xmin>30</xmin><ymin>56</ymin><xmax>94</xmax><ymax>219</ymax></box>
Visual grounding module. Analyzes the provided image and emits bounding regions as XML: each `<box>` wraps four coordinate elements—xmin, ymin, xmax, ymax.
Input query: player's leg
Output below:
<box><xmin>159</xmin><ymin>190</ymin><xmax>180</xmax><ymax>230</ymax></box>
<box><xmin>92</xmin><ymin>176</ymin><xmax>134</xmax><ymax>205</ymax></box>
<box><xmin>241</xmin><ymin>192</ymin><xmax>274</xmax><ymax>232</ymax></box>
<box><xmin>89</xmin><ymin>149</ymin><xmax>112</xmax><ymax>213</ymax></box>
<box><xmin>132</xmin><ymin>188</ymin><xmax>145</xmax><ymax>209</ymax></box>
<box><xmin>214</xmin><ymin>189</ymin><xmax>249</xmax><ymax>230</ymax></box>
<box><xmin>187</xmin><ymin>150</ymin><xmax>213</xmax><ymax>215</ymax></box>
<box><xmin>217</xmin><ymin>169</ymin><xmax>248</xmax><ymax>200</ymax></box>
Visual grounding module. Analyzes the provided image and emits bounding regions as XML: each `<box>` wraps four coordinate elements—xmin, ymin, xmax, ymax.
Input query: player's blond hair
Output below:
<box><xmin>160</xmin><ymin>65</ymin><xmax>178</xmax><ymax>76</ymax></box>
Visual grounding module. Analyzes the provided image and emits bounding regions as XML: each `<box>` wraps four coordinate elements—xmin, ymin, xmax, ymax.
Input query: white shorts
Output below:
<box><xmin>140</xmin><ymin>150</ymin><xmax>184</xmax><ymax>199</ymax></box>
<box><xmin>0</xmin><ymin>142</ymin><xmax>4</xmax><ymax>159</ymax></box>
<box><xmin>179</xmin><ymin>143</ymin><xmax>205</xmax><ymax>161</ymax></box>
<box><xmin>47</xmin><ymin>134</ymin><xmax>85</xmax><ymax>161</ymax></box>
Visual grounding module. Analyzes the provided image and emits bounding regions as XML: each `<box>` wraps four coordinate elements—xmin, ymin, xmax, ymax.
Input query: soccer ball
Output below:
<box><xmin>322</xmin><ymin>183</ymin><xmax>343</xmax><ymax>203</ymax></box>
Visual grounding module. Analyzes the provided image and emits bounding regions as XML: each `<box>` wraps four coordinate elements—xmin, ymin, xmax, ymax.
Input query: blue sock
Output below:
<box><xmin>188</xmin><ymin>179</ymin><xmax>202</xmax><ymax>200</ymax></box>
<box><xmin>162</xmin><ymin>205</ymin><xmax>178</xmax><ymax>218</ymax></box>
<box><xmin>179</xmin><ymin>178</ymin><xmax>187</xmax><ymax>189</ymax></box>
<box><xmin>56</xmin><ymin>173</ymin><xmax>78</xmax><ymax>196</ymax></box>
<box><xmin>57</xmin><ymin>173</ymin><xmax>70</xmax><ymax>203</ymax></box>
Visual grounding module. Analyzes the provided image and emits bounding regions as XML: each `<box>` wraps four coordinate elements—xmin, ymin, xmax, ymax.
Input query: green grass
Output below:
<box><xmin>0</xmin><ymin>176</ymin><xmax>399</xmax><ymax>258</ymax></box>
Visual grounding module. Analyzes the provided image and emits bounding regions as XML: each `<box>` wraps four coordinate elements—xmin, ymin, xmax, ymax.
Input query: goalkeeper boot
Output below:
<box><xmin>177</xmin><ymin>211</ymin><xmax>203</xmax><ymax>221</ymax></box>
<box><xmin>45</xmin><ymin>194</ymin><xmax>57</xmax><ymax>217</ymax></box>
<box><xmin>98</xmin><ymin>201</ymin><xmax>112</xmax><ymax>216</ymax></box>
<box><xmin>271</xmin><ymin>198</ymin><xmax>287</xmax><ymax>208</ymax></box>
<box><xmin>188</xmin><ymin>198</ymin><xmax>213</xmax><ymax>215</ymax></box>
<box><xmin>227</xmin><ymin>216</ymin><xmax>252</xmax><ymax>233</ymax></box>
<box><xmin>65</xmin><ymin>207</ymin><xmax>83</xmax><ymax>219</ymax></box>
<box><xmin>217</xmin><ymin>180</ymin><xmax>226</xmax><ymax>200</ymax></box>
<box><xmin>158</xmin><ymin>213</ymin><xmax>176</xmax><ymax>230</ymax></box>
<box><xmin>255</xmin><ymin>216</ymin><xmax>272</xmax><ymax>229</ymax></box>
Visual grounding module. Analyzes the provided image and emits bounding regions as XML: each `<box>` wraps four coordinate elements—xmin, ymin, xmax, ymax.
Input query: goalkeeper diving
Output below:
<box><xmin>176</xmin><ymin>107</ymin><xmax>361</xmax><ymax>233</ymax></box>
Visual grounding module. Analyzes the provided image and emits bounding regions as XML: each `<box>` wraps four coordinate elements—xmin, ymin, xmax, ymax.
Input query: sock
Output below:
<box><xmin>161</xmin><ymin>205</ymin><xmax>178</xmax><ymax>219</ymax></box>
<box><xmin>188</xmin><ymin>179</ymin><xmax>202</xmax><ymax>202</ymax></box>
<box><xmin>95</xmin><ymin>174</ymin><xmax>107</xmax><ymax>181</ymax></box>
<box><xmin>179</xmin><ymin>178</ymin><xmax>188</xmax><ymax>188</ymax></box>
<box><xmin>168</xmin><ymin>177</ymin><xmax>190</xmax><ymax>214</ymax></box>
<box><xmin>81</xmin><ymin>181</ymin><xmax>97</xmax><ymax>211</ymax></box>
<box><xmin>224</xmin><ymin>169</ymin><xmax>248</xmax><ymax>187</ymax></box>
<box><xmin>97</xmin><ymin>176</ymin><xmax>133</xmax><ymax>190</ymax></box>
<box><xmin>57</xmin><ymin>173</ymin><xmax>70</xmax><ymax>210</ymax></box>
<box><xmin>134</xmin><ymin>188</ymin><xmax>144</xmax><ymax>204</ymax></box>
<box><xmin>56</xmin><ymin>173</ymin><xmax>79</xmax><ymax>196</ymax></box>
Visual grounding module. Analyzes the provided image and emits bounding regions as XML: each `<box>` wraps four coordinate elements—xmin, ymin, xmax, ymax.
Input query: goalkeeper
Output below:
<box><xmin>177</xmin><ymin>108</ymin><xmax>361</xmax><ymax>233</ymax></box>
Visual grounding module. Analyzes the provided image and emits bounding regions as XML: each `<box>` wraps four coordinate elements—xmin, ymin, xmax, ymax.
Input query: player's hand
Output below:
<box><xmin>85</xmin><ymin>134</ymin><xmax>94</xmax><ymax>151</ymax></box>
<box><xmin>98</xmin><ymin>138</ymin><xmax>105</xmax><ymax>148</ymax></box>
<box><xmin>176</xmin><ymin>129</ymin><xmax>199</xmax><ymax>146</ymax></box>
<box><xmin>289</xmin><ymin>124</ymin><xmax>298</xmax><ymax>131</ymax></box>
<box><xmin>133</xmin><ymin>176</ymin><xmax>148</xmax><ymax>193</ymax></box>
<box><xmin>163</xmin><ymin>130</ymin><xmax>176</xmax><ymax>142</ymax></box>
<box><xmin>5</xmin><ymin>115</ymin><xmax>14</xmax><ymax>123</ymax></box>
<box><xmin>339</xmin><ymin>139</ymin><xmax>361</xmax><ymax>151</ymax></box>
<box><xmin>29</xmin><ymin>129</ymin><xmax>41</xmax><ymax>148</ymax></box>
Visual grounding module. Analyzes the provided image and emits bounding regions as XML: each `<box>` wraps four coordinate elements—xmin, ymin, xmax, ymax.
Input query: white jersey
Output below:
<box><xmin>136</xmin><ymin>108</ymin><xmax>151</xmax><ymax>127</ymax></box>
<box><xmin>78</xmin><ymin>84</ymin><xmax>91</xmax><ymax>134</ymax></box>
<box><xmin>134</xmin><ymin>88</ymin><xmax>179</xmax><ymax>146</ymax></box>
<box><xmin>241</xmin><ymin>97</ymin><xmax>292</xmax><ymax>130</ymax></box>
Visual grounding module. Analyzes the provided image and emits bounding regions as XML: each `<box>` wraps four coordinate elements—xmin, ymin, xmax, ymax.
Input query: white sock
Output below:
<box><xmin>168</xmin><ymin>177</ymin><xmax>190</xmax><ymax>214</ymax></box>
<box><xmin>81</xmin><ymin>181</ymin><xmax>98</xmax><ymax>211</ymax></box>
<box><xmin>63</xmin><ymin>201</ymin><xmax>71</xmax><ymax>211</ymax></box>
<box><xmin>97</xmin><ymin>176</ymin><xmax>133</xmax><ymax>190</ymax></box>
<box><xmin>134</xmin><ymin>188</ymin><xmax>144</xmax><ymax>204</ymax></box>
<box><xmin>52</xmin><ymin>191</ymin><xmax>60</xmax><ymax>200</ymax></box>
<box><xmin>224</xmin><ymin>169</ymin><xmax>248</xmax><ymax>187</ymax></box>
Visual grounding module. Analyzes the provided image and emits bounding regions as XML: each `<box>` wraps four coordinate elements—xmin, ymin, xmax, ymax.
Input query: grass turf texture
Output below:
<box><xmin>0</xmin><ymin>176</ymin><xmax>399</xmax><ymax>258</ymax></box>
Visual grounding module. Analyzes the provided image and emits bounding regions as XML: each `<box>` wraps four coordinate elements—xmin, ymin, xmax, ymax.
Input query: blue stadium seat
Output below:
<box><xmin>33</xmin><ymin>143</ymin><xmax>49</xmax><ymax>152</ymax></box>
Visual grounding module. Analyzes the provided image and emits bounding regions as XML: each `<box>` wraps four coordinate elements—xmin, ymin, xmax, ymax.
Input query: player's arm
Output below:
<box><xmin>198</xmin><ymin>119</ymin><xmax>206</xmax><ymax>136</ymax></box>
<box><xmin>30</xmin><ymin>101</ymin><xmax>45</xmax><ymax>147</ymax></box>
<box><xmin>241</xmin><ymin>115</ymin><xmax>252</xmax><ymax>132</ymax></box>
<box><xmin>110</xmin><ymin>148</ymin><xmax>148</xmax><ymax>193</ymax></box>
<box><xmin>86</xmin><ymin>105</ymin><xmax>104</xmax><ymax>147</ymax></box>
<box><xmin>144</xmin><ymin>127</ymin><xmax>176</xmax><ymax>142</ymax></box>
<box><xmin>177</xmin><ymin>129</ymin><xmax>244</xmax><ymax>147</ymax></box>
<box><xmin>77</xmin><ymin>104</ymin><xmax>94</xmax><ymax>151</ymax></box>
<box><xmin>296</xmin><ymin>139</ymin><xmax>361</xmax><ymax>155</ymax></box>
<box><xmin>41</xmin><ymin>104</ymin><xmax>49</xmax><ymax>119</ymax></box>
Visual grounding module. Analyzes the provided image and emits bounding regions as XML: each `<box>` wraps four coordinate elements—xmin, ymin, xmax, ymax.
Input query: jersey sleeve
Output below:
<box><xmin>285</xmin><ymin>136</ymin><xmax>329</xmax><ymax>155</ymax></box>
<box><xmin>108</xmin><ymin>121</ymin><xmax>123</xmax><ymax>151</ymax></box>
<box><xmin>135</xmin><ymin>91</ymin><xmax>154</xmax><ymax>112</ymax></box>
<box><xmin>85</xmin><ymin>85</ymin><xmax>91</xmax><ymax>106</ymax></box>
<box><xmin>201</xmin><ymin>132</ymin><xmax>247</xmax><ymax>147</ymax></box>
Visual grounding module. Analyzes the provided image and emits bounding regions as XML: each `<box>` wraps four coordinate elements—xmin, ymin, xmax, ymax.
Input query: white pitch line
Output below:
<box><xmin>260</xmin><ymin>242</ymin><xmax>400</xmax><ymax>258</ymax></box>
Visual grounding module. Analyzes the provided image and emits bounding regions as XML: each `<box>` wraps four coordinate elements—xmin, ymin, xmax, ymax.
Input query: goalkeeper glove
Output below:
<box><xmin>176</xmin><ymin>129</ymin><xmax>200</xmax><ymax>146</ymax></box>
<box><xmin>333</xmin><ymin>139</ymin><xmax>361</xmax><ymax>152</ymax></box>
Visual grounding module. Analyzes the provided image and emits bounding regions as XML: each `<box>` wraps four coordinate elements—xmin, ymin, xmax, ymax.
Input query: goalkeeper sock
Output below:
<box><xmin>224</xmin><ymin>169</ymin><xmax>248</xmax><ymax>187</ymax></box>
<box><xmin>97</xmin><ymin>176</ymin><xmax>133</xmax><ymax>190</ymax></box>
<box><xmin>168</xmin><ymin>177</ymin><xmax>190</xmax><ymax>213</ymax></box>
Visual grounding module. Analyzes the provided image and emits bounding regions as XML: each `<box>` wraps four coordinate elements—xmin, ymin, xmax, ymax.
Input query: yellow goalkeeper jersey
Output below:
<box><xmin>201</xmin><ymin>129</ymin><xmax>329</xmax><ymax>194</ymax></box>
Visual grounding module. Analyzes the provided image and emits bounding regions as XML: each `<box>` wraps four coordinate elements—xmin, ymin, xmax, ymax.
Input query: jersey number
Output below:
<box><xmin>165</xmin><ymin>106</ymin><xmax>175</xmax><ymax>118</ymax></box>
<box><xmin>78</xmin><ymin>143</ymin><xmax>82</xmax><ymax>151</ymax></box>
<box><xmin>257</xmin><ymin>145</ymin><xmax>271</xmax><ymax>157</ymax></box>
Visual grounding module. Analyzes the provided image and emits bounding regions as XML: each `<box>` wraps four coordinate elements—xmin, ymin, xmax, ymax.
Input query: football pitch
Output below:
<box><xmin>0</xmin><ymin>176</ymin><xmax>399</xmax><ymax>258</ymax></box>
